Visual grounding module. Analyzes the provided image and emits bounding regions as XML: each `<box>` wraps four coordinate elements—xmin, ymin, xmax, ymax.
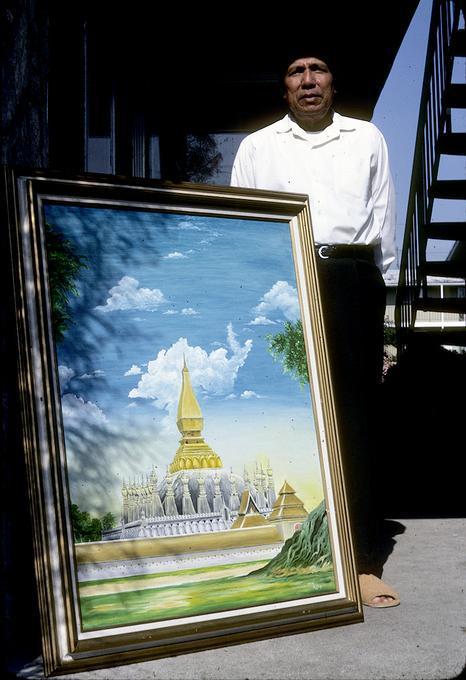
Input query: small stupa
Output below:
<box><xmin>267</xmin><ymin>481</ymin><xmax>309</xmax><ymax>539</ymax></box>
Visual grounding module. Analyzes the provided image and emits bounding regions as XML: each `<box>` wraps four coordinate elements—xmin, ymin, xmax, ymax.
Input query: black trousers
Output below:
<box><xmin>316</xmin><ymin>253</ymin><xmax>387</xmax><ymax>573</ymax></box>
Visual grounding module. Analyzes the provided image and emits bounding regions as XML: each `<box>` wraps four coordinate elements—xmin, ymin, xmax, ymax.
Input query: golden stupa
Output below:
<box><xmin>169</xmin><ymin>359</ymin><xmax>223</xmax><ymax>473</ymax></box>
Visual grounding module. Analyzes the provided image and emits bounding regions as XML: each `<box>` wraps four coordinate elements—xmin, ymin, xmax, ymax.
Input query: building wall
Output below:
<box><xmin>0</xmin><ymin>0</ymin><xmax>49</xmax><ymax>167</ymax></box>
<box><xmin>76</xmin><ymin>527</ymin><xmax>284</xmax><ymax>581</ymax></box>
<box><xmin>1</xmin><ymin>1</ymin><xmax>49</xmax><ymax>673</ymax></box>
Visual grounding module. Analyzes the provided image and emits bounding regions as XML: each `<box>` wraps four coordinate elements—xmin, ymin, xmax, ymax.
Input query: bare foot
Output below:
<box><xmin>369</xmin><ymin>594</ymin><xmax>397</xmax><ymax>606</ymax></box>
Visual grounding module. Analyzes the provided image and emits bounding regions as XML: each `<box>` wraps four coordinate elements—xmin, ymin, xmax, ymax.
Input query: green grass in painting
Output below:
<box><xmin>80</xmin><ymin>560</ymin><xmax>266</xmax><ymax>587</ymax></box>
<box><xmin>80</xmin><ymin>567</ymin><xmax>336</xmax><ymax>631</ymax></box>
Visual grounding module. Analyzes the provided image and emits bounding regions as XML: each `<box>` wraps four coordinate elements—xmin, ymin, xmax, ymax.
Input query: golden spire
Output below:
<box><xmin>169</xmin><ymin>360</ymin><xmax>223</xmax><ymax>473</ymax></box>
<box><xmin>176</xmin><ymin>356</ymin><xmax>204</xmax><ymax>436</ymax></box>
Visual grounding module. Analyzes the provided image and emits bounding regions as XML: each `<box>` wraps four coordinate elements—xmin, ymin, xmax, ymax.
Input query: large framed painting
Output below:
<box><xmin>4</xmin><ymin>168</ymin><xmax>362</xmax><ymax>675</ymax></box>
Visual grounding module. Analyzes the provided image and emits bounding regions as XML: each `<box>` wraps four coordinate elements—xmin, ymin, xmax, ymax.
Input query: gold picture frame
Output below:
<box><xmin>4</xmin><ymin>167</ymin><xmax>362</xmax><ymax>676</ymax></box>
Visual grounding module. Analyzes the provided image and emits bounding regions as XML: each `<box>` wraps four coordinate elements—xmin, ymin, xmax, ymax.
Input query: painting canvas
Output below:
<box><xmin>5</xmin><ymin>169</ymin><xmax>362</xmax><ymax>675</ymax></box>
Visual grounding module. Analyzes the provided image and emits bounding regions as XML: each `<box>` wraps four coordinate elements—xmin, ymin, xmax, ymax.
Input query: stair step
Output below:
<box><xmin>450</xmin><ymin>29</ymin><xmax>466</xmax><ymax>57</ymax></box>
<box><xmin>415</xmin><ymin>297</ymin><xmax>466</xmax><ymax>313</ymax></box>
<box><xmin>445</xmin><ymin>84</ymin><xmax>466</xmax><ymax>109</ymax></box>
<box><xmin>420</xmin><ymin>260</ymin><xmax>466</xmax><ymax>278</ymax></box>
<box><xmin>438</xmin><ymin>132</ymin><xmax>466</xmax><ymax>155</ymax></box>
<box><xmin>400</xmin><ymin>327</ymin><xmax>466</xmax><ymax>346</ymax></box>
<box><xmin>430</xmin><ymin>179</ymin><xmax>466</xmax><ymax>199</ymax></box>
<box><xmin>425</xmin><ymin>221</ymin><xmax>466</xmax><ymax>240</ymax></box>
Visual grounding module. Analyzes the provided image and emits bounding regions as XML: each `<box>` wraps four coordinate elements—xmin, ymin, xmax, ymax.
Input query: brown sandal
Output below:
<box><xmin>359</xmin><ymin>574</ymin><xmax>400</xmax><ymax>608</ymax></box>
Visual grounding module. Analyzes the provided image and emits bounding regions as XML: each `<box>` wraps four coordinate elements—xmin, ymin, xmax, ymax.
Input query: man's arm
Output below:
<box><xmin>371</xmin><ymin>130</ymin><xmax>396</xmax><ymax>273</ymax></box>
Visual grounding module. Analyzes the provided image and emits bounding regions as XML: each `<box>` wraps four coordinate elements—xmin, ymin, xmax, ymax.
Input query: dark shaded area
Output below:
<box><xmin>48</xmin><ymin>2</ymin><xmax>419</xmax><ymax>177</ymax></box>
<box><xmin>1</xmin><ymin>2</ymin><xmax>49</xmax><ymax>676</ymax></box>
<box><xmin>0</xmin><ymin>0</ymin><xmax>48</xmax><ymax>168</ymax></box>
<box><xmin>379</xmin><ymin>341</ymin><xmax>466</xmax><ymax>519</ymax></box>
<box><xmin>0</xmin><ymin>199</ymin><xmax>42</xmax><ymax>676</ymax></box>
<box><xmin>377</xmin><ymin>519</ymin><xmax>407</xmax><ymax>572</ymax></box>
<box><xmin>73</xmin><ymin>2</ymin><xmax>418</xmax><ymax>123</ymax></box>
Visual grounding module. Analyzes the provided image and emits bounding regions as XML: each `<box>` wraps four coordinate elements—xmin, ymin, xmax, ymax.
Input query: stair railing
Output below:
<box><xmin>395</xmin><ymin>0</ymin><xmax>461</xmax><ymax>352</ymax></box>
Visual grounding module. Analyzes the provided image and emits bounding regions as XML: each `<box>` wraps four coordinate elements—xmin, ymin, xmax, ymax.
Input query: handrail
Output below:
<box><xmin>395</xmin><ymin>0</ymin><xmax>461</xmax><ymax>352</ymax></box>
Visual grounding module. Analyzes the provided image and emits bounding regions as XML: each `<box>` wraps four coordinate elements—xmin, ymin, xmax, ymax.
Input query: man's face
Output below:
<box><xmin>284</xmin><ymin>56</ymin><xmax>335</xmax><ymax>126</ymax></box>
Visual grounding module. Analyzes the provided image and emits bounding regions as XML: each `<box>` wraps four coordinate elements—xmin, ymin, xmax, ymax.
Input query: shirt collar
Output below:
<box><xmin>276</xmin><ymin>111</ymin><xmax>356</xmax><ymax>143</ymax></box>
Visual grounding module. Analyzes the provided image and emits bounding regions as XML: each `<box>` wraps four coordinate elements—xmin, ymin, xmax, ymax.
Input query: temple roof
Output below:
<box><xmin>231</xmin><ymin>491</ymin><xmax>270</xmax><ymax>529</ymax></box>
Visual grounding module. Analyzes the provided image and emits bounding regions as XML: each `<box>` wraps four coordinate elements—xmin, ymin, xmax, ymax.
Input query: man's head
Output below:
<box><xmin>283</xmin><ymin>54</ymin><xmax>336</xmax><ymax>131</ymax></box>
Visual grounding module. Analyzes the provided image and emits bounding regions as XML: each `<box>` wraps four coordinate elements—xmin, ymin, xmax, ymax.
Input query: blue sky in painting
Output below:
<box><xmin>45</xmin><ymin>204</ymin><xmax>323</xmax><ymax>516</ymax></box>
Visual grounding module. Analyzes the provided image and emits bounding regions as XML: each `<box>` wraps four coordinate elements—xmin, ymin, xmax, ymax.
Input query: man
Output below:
<box><xmin>231</xmin><ymin>52</ymin><xmax>399</xmax><ymax>608</ymax></box>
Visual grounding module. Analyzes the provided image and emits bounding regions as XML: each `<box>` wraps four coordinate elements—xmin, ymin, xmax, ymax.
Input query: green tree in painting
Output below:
<box><xmin>101</xmin><ymin>512</ymin><xmax>117</xmax><ymax>531</ymax></box>
<box><xmin>266</xmin><ymin>320</ymin><xmax>309</xmax><ymax>386</ymax></box>
<box><xmin>45</xmin><ymin>222</ymin><xmax>87</xmax><ymax>342</ymax></box>
<box><xmin>268</xmin><ymin>318</ymin><xmax>397</xmax><ymax>385</ymax></box>
<box><xmin>71</xmin><ymin>504</ymin><xmax>116</xmax><ymax>543</ymax></box>
<box><xmin>70</xmin><ymin>504</ymin><xmax>102</xmax><ymax>542</ymax></box>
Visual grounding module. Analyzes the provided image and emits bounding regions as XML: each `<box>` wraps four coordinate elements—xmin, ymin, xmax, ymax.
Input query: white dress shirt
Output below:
<box><xmin>231</xmin><ymin>111</ymin><xmax>396</xmax><ymax>273</ymax></box>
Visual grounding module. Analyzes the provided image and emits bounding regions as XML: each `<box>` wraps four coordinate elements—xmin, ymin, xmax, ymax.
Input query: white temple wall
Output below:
<box><xmin>77</xmin><ymin>542</ymin><xmax>283</xmax><ymax>582</ymax></box>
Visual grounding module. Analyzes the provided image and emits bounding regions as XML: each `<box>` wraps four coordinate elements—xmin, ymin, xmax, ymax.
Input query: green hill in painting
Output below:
<box><xmin>250</xmin><ymin>500</ymin><xmax>332</xmax><ymax>577</ymax></box>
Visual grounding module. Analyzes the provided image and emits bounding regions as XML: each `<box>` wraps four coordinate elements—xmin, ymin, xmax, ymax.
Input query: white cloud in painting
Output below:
<box><xmin>129</xmin><ymin>323</ymin><xmax>252</xmax><ymax>415</ymax></box>
<box><xmin>61</xmin><ymin>393</ymin><xmax>108</xmax><ymax>427</ymax></box>
<box><xmin>177</xmin><ymin>221</ymin><xmax>202</xmax><ymax>231</ymax></box>
<box><xmin>124</xmin><ymin>364</ymin><xmax>142</xmax><ymax>377</ymax></box>
<box><xmin>163</xmin><ymin>309</ymin><xmax>178</xmax><ymax>315</ymax></box>
<box><xmin>253</xmin><ymin>281</ymin><xmax>300</xmax><ymax>321</ymax></box>
<box><xmin>240</xmin><ymin>390</ymin><xmax>261</xmax><ymax>399</ymax></box>
<box><xmin>225</xmin><ymin>393</ymin><xmax>236</xmax><ymax>400</ymax></box>
<box><xmin>95</xmin><ymin>276</ymin><xmax>167</xmax><ymax>313</ymax></box>
<box><xmin>58</xmin><ymin>365</ymin><xmax>75</xmax><ymax>390</ymax></box>
<box><xmin>181</xmin><ymin>307</ymin><xmax>199</xmax><ymax>316</ymax></box>
<box><xmin>79</xmin><ymin>369</ymin><xmax>105</xmax><ymax>380</ymax></box>
<box><xmin>164</xmin><ymin>251</ymin><xmax>187</xmax><ymax>259</ymax></box>
<box><xmin>248</xmin><ymin>315</ymin><xmax>277</xmax><ymax>326</ymax></box>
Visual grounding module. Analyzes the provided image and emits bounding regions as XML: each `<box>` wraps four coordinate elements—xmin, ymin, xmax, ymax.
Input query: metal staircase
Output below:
<box><xmin>396</xmin><ymin>0</ymin><xmax>466</xmax><ymax>352</ymax></box>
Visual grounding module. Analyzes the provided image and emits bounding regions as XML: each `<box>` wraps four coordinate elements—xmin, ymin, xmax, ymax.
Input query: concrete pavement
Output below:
<box><xmin>16</xmin><ymin>518</ymin><xmax>466</xmax><ymax>680</ymax></box>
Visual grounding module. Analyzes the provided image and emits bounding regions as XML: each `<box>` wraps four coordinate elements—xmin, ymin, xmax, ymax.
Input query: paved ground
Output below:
<box><xmin>16</xmin><ymin>518</ymin><xmax>466</xmax><ymax>680</ymax></box>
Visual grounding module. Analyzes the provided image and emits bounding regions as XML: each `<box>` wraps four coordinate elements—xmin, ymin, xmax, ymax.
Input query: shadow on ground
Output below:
<box><xmin>377</xmin><ymin>519</ymin><xmax>406</xmax><ymax>572</ymax></box>
<box><xmin>379</xmin><ymin>340</ymin><xmax>466</xmax><ymax>519</ymax></box>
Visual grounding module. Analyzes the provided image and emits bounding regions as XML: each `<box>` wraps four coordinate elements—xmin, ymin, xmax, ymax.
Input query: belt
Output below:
<box><xmin>314</xmin><ymin>244</ymin><xmax>375</xmax><ymax>262</ymax></box>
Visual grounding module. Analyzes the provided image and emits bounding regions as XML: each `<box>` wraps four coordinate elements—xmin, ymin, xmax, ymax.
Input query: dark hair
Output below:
<box><xmin>281</xmin><ymin>47</ymin><xmax>337</xmax><ymax>80</ymax></box>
